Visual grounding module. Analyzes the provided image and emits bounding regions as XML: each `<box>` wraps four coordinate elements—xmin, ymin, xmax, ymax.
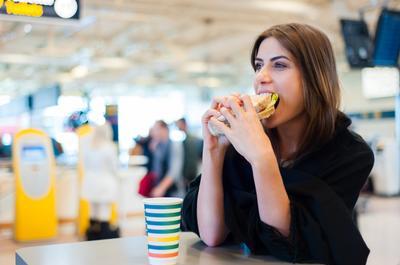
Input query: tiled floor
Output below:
<box><xmin>358</xmin><ymin>196</ymin><xmax>400</xmax><ymax>265</ymax></box>
<box><xmin>1</xmin><ymin>196</ymin><xmax>399</xmax><ymax>265</ymax></box>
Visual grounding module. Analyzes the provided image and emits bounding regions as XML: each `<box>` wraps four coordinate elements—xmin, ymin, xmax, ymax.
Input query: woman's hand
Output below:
<box><xmin>202</xmin><ymin>95</ymin><xmax>241</xmax><ymax>152</ymax></box>
<box><xmin>209</xmin><ymin>95</ymin><xmax>274</xmax><ymax>165</ymax></box>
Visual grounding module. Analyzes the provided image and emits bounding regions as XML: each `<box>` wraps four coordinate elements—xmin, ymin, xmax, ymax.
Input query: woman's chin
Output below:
<box><xmin>261</xmin><ymin>117</ymin><xmax>277</xmax><ymax>129</ymax></box>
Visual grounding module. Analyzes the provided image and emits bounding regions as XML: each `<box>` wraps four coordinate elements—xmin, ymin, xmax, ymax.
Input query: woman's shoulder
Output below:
<box><xmin>311</xmin><ymin>116</ymin><xmax>375</xmax><ymax>175</ymax></box>
<box><xmin>324</xmin><ymin>113</ymin><xmax>370</xmax><ymax>154</ymax></box>
<box><xmin>297</xmin><ymin>115</ymin><xmax>374</xmax><ymax>173</ymax></box>
<box><xmin>334</xmin><ymin>124</ymin><xmax>372</xmax><ymax>157</ymax></box>
<box><xmin>333</xmin><ymin>129</ymin><xmax>374</xmax><ymax>173</ymax></box>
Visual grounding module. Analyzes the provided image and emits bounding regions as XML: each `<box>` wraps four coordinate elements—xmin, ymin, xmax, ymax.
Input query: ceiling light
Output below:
<box><xmin>197</xmin><ymin>77</ymin><xmax>221</xmax><ymax>88</ymax></box>
<box><xmin>96</xmin><ymin>57</ymin><xmax>131</xmax><ymax>69</ymax></box>
<box><xmin>252</xmin><ymin>0</ymin><xmax>318</xmax><ymax>16</ymax></box>
<box><xmin>185</xmin><ymin>62</ymin><xmax>208</xmax><ymax>73</ymax></box>
<box><xmin>71</xmin><ymin>65</ymin><xmax>88</xmax><ymax>78</ymax></box>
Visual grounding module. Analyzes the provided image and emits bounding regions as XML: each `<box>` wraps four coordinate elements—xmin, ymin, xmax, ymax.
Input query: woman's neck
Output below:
<box><xmin>276</xmin><ymin>113</ymin><xmax>307</xmax><ymax>161</ymax></box>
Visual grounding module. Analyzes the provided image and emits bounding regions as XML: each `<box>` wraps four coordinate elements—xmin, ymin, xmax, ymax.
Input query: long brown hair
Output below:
<box><xmin>250</xmin><ymin>23</ymin><xmax>341</xmax><ymax>163</ymax></box>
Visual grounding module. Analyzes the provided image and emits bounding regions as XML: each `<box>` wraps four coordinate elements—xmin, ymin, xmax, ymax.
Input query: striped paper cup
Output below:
<box><xmin>143</xmin><ymin>197</ymin><xmax>183</xmax><ymax>265</ymax></box>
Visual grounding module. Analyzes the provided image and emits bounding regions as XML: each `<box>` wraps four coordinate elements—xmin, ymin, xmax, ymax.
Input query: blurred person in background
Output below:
<box><xmin>0</xmin><ymin>134</ymin><xmax>12</xmax><ymax>159</ymax></box>
<box><xmin>175</xmin><ymin>117</ymin><xmax>203</xmax><ymax>191</ymax></box>
<box><xmin>81</xmin><ymin>122</ymin><xmax>120</xmax><ymax>240</ymax></box>
<box><xmin>130</xmin><ymin>128</ymin><xmax>153</xmax><ymax>172</ymax></box>
<box><xmin>148</xmin><ymin>120</ymin><xmax>183</xmax><ymax>197</ymax></box>
<box><xmin>51</xmin><ymin>137</ymin><xmax>64</xmax><ymax>158</ymax></box>
<box><xmin>0</xmin><ymin>134</ymin><xmax>6</xmax><ymax>158</ymax></box>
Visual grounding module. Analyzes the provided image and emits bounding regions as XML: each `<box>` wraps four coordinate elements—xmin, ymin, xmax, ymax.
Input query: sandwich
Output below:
<box><xmin>208</xmin><ymin>93</ymin><xmax>279</xmax><ymax>136</ymax></box>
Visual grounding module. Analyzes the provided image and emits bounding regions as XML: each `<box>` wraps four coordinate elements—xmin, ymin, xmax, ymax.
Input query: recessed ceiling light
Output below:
<box><xmin>252</xmin><ymin>0</ymin><xmax>317</xmax><ymax>16</ymax></box>
<box><xmin>71</xmin><ymin>65</ymin><xmax>88</xmax><ymax>78</ymax></box>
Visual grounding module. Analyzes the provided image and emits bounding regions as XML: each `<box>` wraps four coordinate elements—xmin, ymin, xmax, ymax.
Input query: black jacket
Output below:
<box><xmin>181</xmin><ymin>115</ymin><xmax>374</xmax><ymax>265</ymax></box>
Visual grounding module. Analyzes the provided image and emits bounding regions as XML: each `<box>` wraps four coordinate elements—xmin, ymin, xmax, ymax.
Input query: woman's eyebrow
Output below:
<box><xmin>255</xmin><ymin>55</ymin><xmax>290</xmax><ymax>62</ymax></box>
<box><xmin>270</xmin><ymin>55</ymin><xmax>290</xmax><ymax>62</ymax></box>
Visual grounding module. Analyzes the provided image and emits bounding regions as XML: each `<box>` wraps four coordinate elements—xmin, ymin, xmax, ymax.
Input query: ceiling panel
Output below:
<box><xmin>0</xmin><ymin>0</ymin><xmax>399</xmax><ymax>96</ymax></box>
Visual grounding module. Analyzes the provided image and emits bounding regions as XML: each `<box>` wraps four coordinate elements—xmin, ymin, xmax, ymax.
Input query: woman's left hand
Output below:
<box><xmin>209</xmin><ymin>95</ymin><xmax>274</xmax><ymax>165</ymax></box>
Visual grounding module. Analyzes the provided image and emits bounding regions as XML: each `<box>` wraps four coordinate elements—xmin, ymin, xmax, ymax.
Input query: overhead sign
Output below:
<box><xmin>0</xmin><ymin>0</ymin><xmax>79</xmax><ymax>20</ymax></box>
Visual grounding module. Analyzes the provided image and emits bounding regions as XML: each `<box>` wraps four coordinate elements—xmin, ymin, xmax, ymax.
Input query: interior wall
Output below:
<box><xmin>340</xmin><ymin>70</ymin><xmax>396</xmax><ymax>112</ymax></box>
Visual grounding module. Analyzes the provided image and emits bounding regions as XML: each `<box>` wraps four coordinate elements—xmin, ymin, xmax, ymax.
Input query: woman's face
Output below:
<box><xmin>253</xmin><ymin>37</ymin><xmax>305</xmax><ymax>129</ymax></box>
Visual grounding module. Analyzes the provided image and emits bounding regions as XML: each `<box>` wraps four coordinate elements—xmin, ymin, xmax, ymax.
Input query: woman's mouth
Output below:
<box><xmin>274</xmin><ymin>97</ymin><xmax>280</xmax><ymax>109</ymax></box>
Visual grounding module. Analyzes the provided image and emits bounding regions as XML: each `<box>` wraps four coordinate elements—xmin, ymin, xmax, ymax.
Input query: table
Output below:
<box><xmin>16</xmin><ymin>232</ymin><xmax>315</xmax><ymax>265</ymax></box>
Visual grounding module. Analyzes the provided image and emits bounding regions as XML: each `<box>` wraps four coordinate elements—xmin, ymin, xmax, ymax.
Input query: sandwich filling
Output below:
<box><xmin>208</xmin><ymin>93</ymin><xmax>279</xmax><ymax>136</ymax></box>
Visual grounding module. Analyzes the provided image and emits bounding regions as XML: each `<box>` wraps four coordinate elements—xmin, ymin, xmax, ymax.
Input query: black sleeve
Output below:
<box><xmin>321</xmin><ymin>136</ymin><xmax>375</xmax><ymax>209</ymax></box>
<box><xmin>181</xmin><ymin>175</ymin><xmax>201</xmax><ymax>235</ymax></box>
<box><xmin>239</xmin><ymin>147</ymin><xmax>373</xmax><ymax>265</ymax></box>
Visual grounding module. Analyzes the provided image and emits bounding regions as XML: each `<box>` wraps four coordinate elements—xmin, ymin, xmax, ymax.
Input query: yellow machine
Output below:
<box><xmin>76</xmin><ymin>125</ymin><xmax>118</xmax><ymax>237</ymax></box>
<box><xmin>13</xmin><ymin>128</ymin><xmax>57</xmax><ymax>241</ymax></box>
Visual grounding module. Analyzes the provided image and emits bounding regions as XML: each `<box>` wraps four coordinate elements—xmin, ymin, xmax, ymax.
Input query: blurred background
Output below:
<box><xmin>0</xmin><ymin>0</ymin><xmax>400</xmax><ymax>264</ymax></box>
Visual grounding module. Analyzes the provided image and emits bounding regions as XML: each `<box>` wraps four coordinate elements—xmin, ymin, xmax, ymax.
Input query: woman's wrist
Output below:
<box><xmin>203</xmin><ymin>145</ymin><xmax>228</xmax><ymax>158</ymax></box>
<box><xmin>203</xmin><ymin>150</ymin><xmax>226</xmax><ymax>169</ymax></box>
<box><xmin>249</xmin><ymin>148</ymin><xmax>277</xmax><ymax>169</ymax></box>
<box><xmin>201</xmin><ymin>147</ymin><xmax>226</xmax><ymax>178</ymax></box>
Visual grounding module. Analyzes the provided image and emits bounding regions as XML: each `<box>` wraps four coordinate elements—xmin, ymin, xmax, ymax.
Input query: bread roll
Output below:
<box><xmin>208</xmin><ymin>93</ymin><xmax>279</xmax><ymax>136</ymax></box>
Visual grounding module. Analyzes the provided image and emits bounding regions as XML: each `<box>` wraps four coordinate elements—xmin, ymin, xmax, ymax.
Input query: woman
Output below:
<box><xmin>181</xmin><ymin>23</ymin><xmax>374</xmax><ymax>265</ymax></box>
<box><xmin>81</xmin><ymin>123</ymin><xmax>120</xmax><ymax>240</ymax></box>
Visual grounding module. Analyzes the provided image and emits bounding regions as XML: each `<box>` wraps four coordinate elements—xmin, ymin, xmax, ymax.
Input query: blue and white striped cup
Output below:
<box><xmin>143</xmin><ymin>197</ymin><xmax>183</xmax><ymax>265</ymax></box>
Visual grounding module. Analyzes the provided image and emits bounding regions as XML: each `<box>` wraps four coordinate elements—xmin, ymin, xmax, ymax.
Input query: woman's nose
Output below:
<box><xmin>255</xmin><ymin>67</ymin><xmax>272</xmax><ymax>84</ymax></box>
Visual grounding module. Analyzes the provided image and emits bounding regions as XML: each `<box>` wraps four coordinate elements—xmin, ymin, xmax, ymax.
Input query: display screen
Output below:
<box><xmin>21</xmin><ymin>145</ymin><xmax>47</xmax><ymax>162</ymax></box>
<box><xmin>340</xmin><ymin>18</ymin><xmax>373</xmax><ymax>68</ymax></box>
<box><xmin>373</xmin><ymin>8</ymin><xmax>400</xmax><ymax>66</ymax></box>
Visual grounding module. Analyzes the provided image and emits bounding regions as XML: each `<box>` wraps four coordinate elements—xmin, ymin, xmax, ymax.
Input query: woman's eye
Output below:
<box><xmin>255</xmin><ymin>63</ymin><xmax>263</xmax><ymax>72</ymax></box>
<box><xmin>273</xmin><ymin>62</ymin><xmax>287</xmax><ymax>69</ymax></box>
